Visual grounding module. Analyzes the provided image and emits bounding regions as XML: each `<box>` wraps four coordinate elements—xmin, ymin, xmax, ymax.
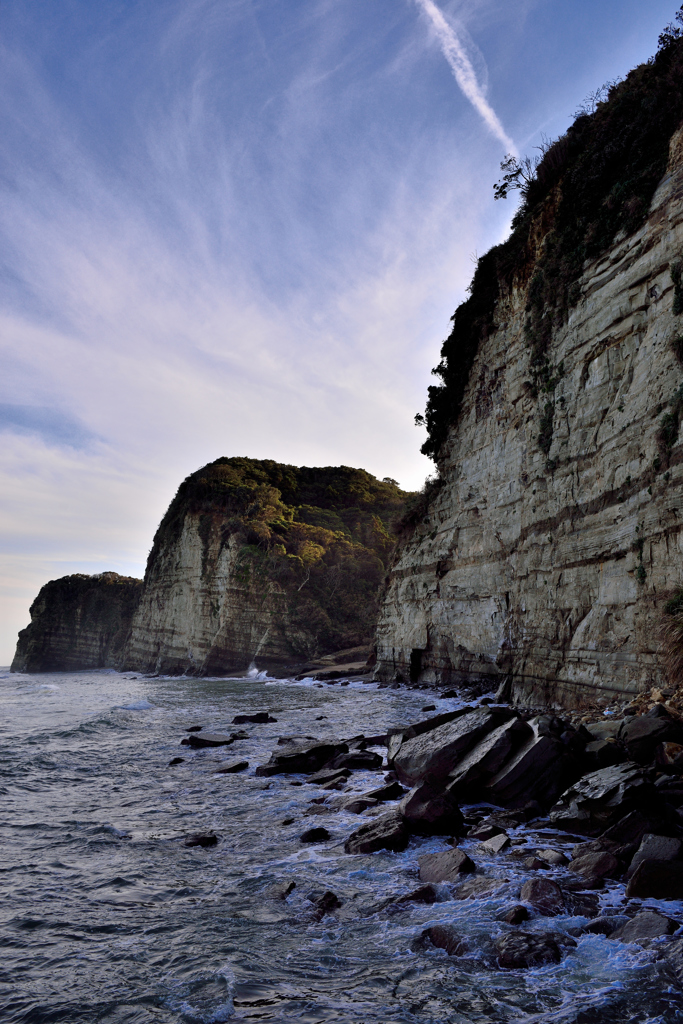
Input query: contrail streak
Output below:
<box><xmin>414</xmin><ymin>0</ymin><xmax>517</xmax><ymax>155</ymax></box>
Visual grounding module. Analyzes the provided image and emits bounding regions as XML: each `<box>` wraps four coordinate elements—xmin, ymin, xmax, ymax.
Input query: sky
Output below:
<box><xmin>0</xmin><ymin>0</ymin><xmax>678</xmax><ymax>663</ymax></box>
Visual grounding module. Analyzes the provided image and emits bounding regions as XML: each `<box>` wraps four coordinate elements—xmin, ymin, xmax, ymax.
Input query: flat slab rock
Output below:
<box><xmin>393</xmin><ymin>707</ymin><xmax>514</xmax><ymax>786</ymax></box>
<box><xmin>232</xmin><ymin>712</ymin><xmax>277</xmax><ymax>724</ymax></box>
<box><xmin>418</xmin><ymin>848</ymin><xmax>475</xmax><ymax>883</ymax></box>
<box><xmin>255</xmin><ymin>740</ymin><xmax>349</xmax><ymax>776</ymax></box>
<box><xmin>187</xmin><ymin>733</ymin><xmax>235</xmax><ymax>748</ymax></box>
<box><xmin>344</xmin><ymin>811</ymin><xmax>409</xmax><ymax>855</ymax></box>
<box><xmin>399</xmin><ymin>780</ymin><xmax>464</xmax><ymax>836</ymax></box>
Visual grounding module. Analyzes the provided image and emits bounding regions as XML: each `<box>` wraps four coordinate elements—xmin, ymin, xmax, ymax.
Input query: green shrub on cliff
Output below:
<box><xmin>419</xmin><ymin>14</ymin><xmax>683</xmax><ymax>462</ymax></box>
<box><xmin>148</xmin><ymin>458</ymin><xmax>412</xmax><ymax>656</ymax></box>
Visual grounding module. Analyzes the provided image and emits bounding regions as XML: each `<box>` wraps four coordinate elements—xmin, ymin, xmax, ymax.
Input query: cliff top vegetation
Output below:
<box><xmin>147</xmin><ymin>458</ymin><xmax>413</xmax><ymax>657</ymax></box>
<box><xmin>418</xmin><ymin>10</ymin><xmax>683</xmax><ymax>462</ymax></box>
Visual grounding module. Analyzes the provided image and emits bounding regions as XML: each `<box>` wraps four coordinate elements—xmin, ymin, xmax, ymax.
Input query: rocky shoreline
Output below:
<box><xmin>177</xmin><ymin>681</ymin><xmax>683</xmax><ymax>981</ymax></box>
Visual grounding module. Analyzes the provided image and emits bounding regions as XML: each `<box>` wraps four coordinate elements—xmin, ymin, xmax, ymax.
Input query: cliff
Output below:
<box><xmin>122</xmin><ymin>458</ymin><xmax>410</xmax><ymax>675</ymax></box>
<box><xmin>11</xmin><ymin>572</ymin><xmax>143</xmax><ymax>673</ymax></box>
<box><xmin>375</xmin><ymin>36</ymin><xmax>683</xmax><ymax>707</ymax></box>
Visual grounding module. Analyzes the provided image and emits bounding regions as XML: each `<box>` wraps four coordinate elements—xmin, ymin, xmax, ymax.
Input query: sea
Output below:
<box><xmin>2</xmin><ymin>668</ymin><xmax>683</xmax><ymax>1023</ymax></box>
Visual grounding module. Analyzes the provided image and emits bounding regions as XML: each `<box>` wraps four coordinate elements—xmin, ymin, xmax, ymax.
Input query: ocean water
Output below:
<box><xmin>2</xmin><ymin>668</ymin><xmax>683</xmax><ymax>1024</ymax></box>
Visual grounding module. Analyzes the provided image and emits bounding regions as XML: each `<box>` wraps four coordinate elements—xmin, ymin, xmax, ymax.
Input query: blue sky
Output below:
<box><xmin>0</xmin><ymin>0</ymin><xmax>677</xmax><ymax>661</ymax></box>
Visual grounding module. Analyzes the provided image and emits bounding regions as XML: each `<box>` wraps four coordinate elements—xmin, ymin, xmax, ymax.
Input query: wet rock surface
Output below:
<box><xmin>495</xmin><ymin>931</ymin><xmax>569</xmax><ymax>969</ymax></box>
<box><xmin>418</xmin><ymin>849</ymin><xmax>475</xmax><ymax>883</ymax></box>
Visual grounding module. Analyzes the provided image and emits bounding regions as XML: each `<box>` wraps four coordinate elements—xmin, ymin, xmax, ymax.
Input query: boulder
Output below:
<box><xmin>188</xmin><ymin>733</ymin><xmax>235</xmax><ymax>748</ymax></box>
<box><xmin>323</xmin><ymin>750</ymin><xmax>383</xmax><ymax>772</ymax></box>
<box><xmin>393</xmin><ymin>707</ymin><xmax>515</xmax><ymax>786</ymax></box>
<box><xmin>418</xmin><ymin>848</ymin><xmax>475</xmax><ymax>883</ymax></box>
<box><xmin>446</xmin><ymin>718</ymin><xmax>532</xmax><ymax>798</ymax></box>
<box><xmin>482</xmin><ymin>717</ymin><xmax>578</xmax><ymax>808</ymax></box>
<box><xmin>503</xmin><ymin>905</ymin><xmax>529</xmax><ymax>924</ymax></box>
<box><xmin>255</xmin><ymin>740</ymin><xmax>349</xmax><ymax>776</ymax></box>
<box><xmin>586</xmin><ymin>719</ymin><xmax>623</xmax><ymax>741</ymax></box>
<box><xmin>523</xmin><ymin>858</ymin><xmax>549</xmax><ymax>871</ymax></box>
<box><xmin>548</xmin><ymin>763</ymin><xmax>657</xmax><ymax>836</ymax></box>
<box><xmin>537</xmin><ymin>849</ymin><xmax>569</xmax><ymax>866</ymax></box>
<box><xmin>665</xmin><ymin>937</ymin><xmax>683</xmax><ymax>987</ymax></box>
<box><xmin>625</xmin><ymin>859</ymin><xmax>683</xmax><ymax>899</ymax></box>
<box><xmin>309</xmin><ymin>890</ymin><xmax>341</xmax><ymax>918</ymax></box>
<box><xmin>620</xmin><ymin>706</ymin><xmax>683</xmax><ymax>765</ymax></box>
<box><xmin>583</xmin><ymin>739</ymin><xmax>626</xmax><ymax>770</ymax></box>
<box><xmin>398</xmin><ymin>780</ymin><xmax>465</xmax><ymax>836</ymax></box>
<box><xmin>496</xmin><ymin>931</ymin><xmax>568</xmax><ymax>969</ymax></box>
<box><xmin>232</xmin><ymin>712</ymin><xmax>277</xmax><ymax>724</ymax></box>
<box><xmin>215</xmin><ymin>760</ymin><xmax>249</xmax><ymax>774</ymax></box>
<box><xmin>569</xmin><ymin>850</ymin><xmax>619</xmax><ymax>882</ymax></box>
<box><xmin>168</xmin><ymin>757</ymin><xmax>185</xmax><ymax>766</ymax></box>
<box><xmin>344</xmin><ymin>811</ymin><xmax>409</xmax><ymax>854</ymax></box>
<box><xmin>582</xmin><ymin>915</ymin><xmax>628</xmax><ymax>936</ymax></box>
<box><xmin>609</xmin><ymin>910</ymin><xmax>678</xmax><ymax>943</ymax></box>
<box><xmin>300</xmin><ymin>827</ymin><xmax>330</xmax><ymax>843</ymax></box>
<box><xmin>520</xmin><ymin>877</ymin><xmax>564</xmax><ymax>915</ymax></box>
<box><xmin>184</xmin><ymin>833</ymin><xmax>218</xmax><ymax>847</ymax></box>
<box><xmin>186</xmin><ymin>725</ymin><xmax>203</xmax><ymax>732</ymax></box>
<box><xmin>480</xmin><ymin>832</ymin><xmax>510</xmax><ymax>855</ymax></box>
<box><xmin>420</xmin><ymin>924</ymin><xmax>467</xmax><ymax>957</ymax></box>
<box><xmin>468</xmin><ymin>823</ymin><xmax>506</xmax><ymax>842</ymax></box>
<box><xmin>626</xmin><ymin>834</ymin><xmax>683</xmax><ymax>879</ymax></box>
<box><xmin>340</xmin><ymin>796</ymin><xmax>378</xmax><ymax>814</ymax></box>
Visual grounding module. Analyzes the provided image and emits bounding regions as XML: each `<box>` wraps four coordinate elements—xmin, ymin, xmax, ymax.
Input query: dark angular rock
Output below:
<box><xmin>392</xmin><ymin>707</ymin><xmax>513</xmax><ymax>784</ymax></box>
<box><xmin>468</xmin><ymin>823</ymin><xmax>506</xmax><ymax>841</ymax></box>
<box><xmin>186</xmin><ymin>725</ymin><xmax>203</xmax><ymax>732</ymax></box>
<box><xmin>184</xmin><ymin>833</ymin><xmax>218</xmax><ymax>848</ymax></box>
<box><xmin>323</xmin><ymin>750</ymin><xmax>383</xmax><ymax>771</ymax></box>
<box><xmin>281</xmin><ymin>817</ymin><xmax>295</xmax><ymax>826</ymax></box>
<box><xmin>609</xmin><ymin>910</ymin><xmax>678</xmax><ymax>943</ymax></box>
<box><xmin>300</xmin><ymin>827</ymin><xmax>330</xmax><ymax>843</ymax></box>
<box><xmin>420</xmin><ymin>924</ymin><xmax>467</xmax><ymax>956</ymax></box>
<box><xmin>481</xmin><ymin>832</ymin><xmax>510</xmax><ymax>854</ymax></box>
<box><xmin>583</xmin><ymin>739</ymin><xmax>626</xmax><ymax>770</ymax></box>
<box><xmin>569</xmin><ymin>850</ymin><xmax>620</xmax><ymax>881</ymax></box>
<box><xmin>523</xmin><ymin>857</ymin><xmax>549</xmax><ymax>870</ymax></box>
<box><xmin>399</xmin><ymin>780</ymin><xmax>465</xmax><ymax>836</ymax></box>
<box><xmin>503</xmin><ymin>905</ymin><xmax>529</xmax><ymax>924</ymax></box>
<box><xmin>344</xmin><ymin>811</ymin><xmax>409</xmax><ymax>854</ymax></box>
<box><xmin>549</xmin><ymin>763</ymin><xmax>657</xmax><ymax>837</ymax></box>
<box><xmin>626</xmin><ymin>858</ymin><xmax>683</xmax><ymax>899</ymax></box>
<box><xmin>215</xmin><ymin>760</ymin><xmax>249</xmax><ymax>774</ymax></box>
<box><xmin>421</xmin><ymin>704</ymin><xmax>436</xmax><ymax>712</ymax></box>
<box><xmin>496</xmin><ymin>931</ymin><xmax>568</xmax><ymax>968</ymax></box>
<box><xmin>306</xmin><ymin>767</ymin><xmax>352</xmax><ymax>785</ymax></box>
<box><xmin>309</xmin><ymin>890</ymin><xmax>341</xmax><ymax>917</ymax></box>
<box><xmin>483</xmin><ymin>718</ymin><xmax>579</xmax><ymax>808</ymax></box>
<box><xmin>520</xmin><ymin>877</ymin><xmax>564</xmax><ymax>915</ymax></box>
<box><xmin>392</xmin><ymin>884</ymin><xmax>439</xmax><ymax>906</ymax></box>
<box><xmin>363</xmin><ymin>781</ymin><xmax>405</xmax><ymax>802</ymax></box>
<box><xmin>188</xmin><ymin>733</ymin><xmax>235</xmax><ymax>748</ymax></box>
<box><xmin>665</xmin><ymin>936</ymin><xmax>683</xmax><ymax>987</ymax></box>
<box><xmin>255</xmin><ymin>740</ymin><xmax>349</xmax><ymax>776</ymax></box>
<box><xmin>621</xmin><ymin>706</ymin><xmax>683</xmax><ymax>765</ymax></box>
<box><xmin>418</xmin><ymin>848</ymin><xmax>475</xmax><ymax>883</ymax></box>
<box><xmin>232</xmin><ymin>712</ymin><xmax>277</xmax><ymax>724</ymax></box>
<box><xmin>626</xmin><ymin>834</ymin><xmax>683</xmax><ymax>879</ymax></box>
<box><xmin>168</xmin><ymin>757</ymin><xmax>185</xmax><ymax>766</ymax></box>
<box><xmin>582</xmin><ymin>915</ymin><xmax>628</xmax><ymax>936</ymax></box>
<box><xmin>447</xmin><ymin>717</ymin><xmax>532</xmax><ymax>797</ymax></box>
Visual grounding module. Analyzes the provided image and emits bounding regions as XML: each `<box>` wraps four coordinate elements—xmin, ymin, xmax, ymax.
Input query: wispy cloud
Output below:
<box><xmin>414</xmin><ymin>0</ymin><xmax>517</xmax><ymax>154</ymax></box>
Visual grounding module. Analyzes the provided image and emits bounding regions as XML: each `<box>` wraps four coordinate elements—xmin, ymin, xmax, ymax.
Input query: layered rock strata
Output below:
<box><xmin>375</xmin><ymin>131</ymin><xmax>683</xmax><ymax>706</ymax></box>
<box><xmin>11</xmin><ymin>572</ymin><xmax>142</xmax><ymax>673</ymax></box>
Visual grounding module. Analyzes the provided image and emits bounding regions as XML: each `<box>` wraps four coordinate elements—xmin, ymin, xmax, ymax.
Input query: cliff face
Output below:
<box><xmin>122</xmin><ymin>459</ymin><xmax>409</xmax><ymax>675</ymax></box>
<box><xmin>374</xmin><ymin>128</ymin><xmax>683</xmax><ymax>707</ymax></box>
<box><xmin>11</xmin><ymin>573</ymin><xmax>143</xmax><ymax>673</ymax></box>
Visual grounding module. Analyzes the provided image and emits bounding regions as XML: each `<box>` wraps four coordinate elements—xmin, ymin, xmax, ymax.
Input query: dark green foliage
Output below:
<box><xmin>665</xmin><ymin>588</ymin><xmax>683</xmax><ymax>615</ymax></box>
<box><xmin>420</xmin><ymin>27</ymin><xmax>683</xmax><ymax>462</ymax></box>
<box><xmin>394</xmin><ymin>475</ymin><xmax>444</xmax><ymax>535</ymax></box>
<box><xmin>672</xmin><ymin>262</ymin><xmax>683</xmax><ymax>315</ymax></box>
<box><xmin>148</xmin><ymin>457</ymin><xmax>413</xmax><ymax>656</ymax></box>
<box><xmin>658</xmin><ymin>384</ymin><xmax>683</xmax><ymax>455</ymax></box>
<box><xmin>538</xmin><ymin>402</ymin><xmax>555</xmax><ymax>456</ymax></box>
